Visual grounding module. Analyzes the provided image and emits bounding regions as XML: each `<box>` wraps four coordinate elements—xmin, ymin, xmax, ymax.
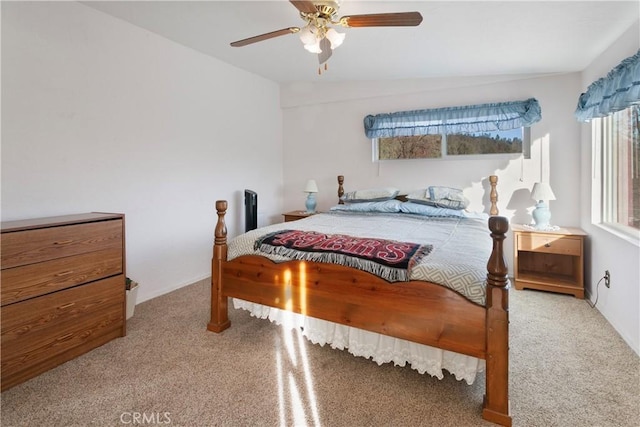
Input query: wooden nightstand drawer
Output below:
<box><xmin>1</xmin><ymin>220</ymin><xmax>123</xmax><ymax>269</ymax></box>
<box><xmin>517</xmin><ymin>234</ymin><xmax>581</xmax><ymax>256</ymax></box>
<box><xmin>1</xmin><ymin>247</ymin><xmax>123</xmax><ymax>306</ymax></box>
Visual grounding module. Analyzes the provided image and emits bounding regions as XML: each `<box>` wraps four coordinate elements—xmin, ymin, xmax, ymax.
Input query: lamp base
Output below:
<box><xmin>532</xmin><ymin>201</ymin><xmax>551</xmax><ymax>230</ymax></box>
<box><xmin>305</xmin><ymin>193</ymin><xmax>317</xmax><ymax>214</ymax></box>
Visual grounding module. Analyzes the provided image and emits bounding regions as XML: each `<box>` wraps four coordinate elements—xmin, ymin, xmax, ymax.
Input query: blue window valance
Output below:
<box><xmin>574</xmin><ymin>49</ymin><xmax>640</xmax><ymax>122</ymax></box>
<box><xmin>363</xmin><ymin>98</ymin><xmax>541</xmax><ymax>139</ymax></box>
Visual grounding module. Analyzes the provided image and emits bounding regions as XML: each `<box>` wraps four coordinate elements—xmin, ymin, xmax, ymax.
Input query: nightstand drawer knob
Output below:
<box><xmin>544</xmin><ymin>243</ymin><xmax>551</xmax><ymax>247</ymax></box>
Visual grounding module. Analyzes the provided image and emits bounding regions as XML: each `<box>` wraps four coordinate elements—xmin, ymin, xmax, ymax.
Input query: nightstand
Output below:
<box><xmin>512</xmin><ymin>225</ymin><xmax>587</xmax><ymax>299</ymax></box>
<box><xmin>282</xmin><ymin>210</ymin><xmax>316</xmax><ymax>222</ymax></box>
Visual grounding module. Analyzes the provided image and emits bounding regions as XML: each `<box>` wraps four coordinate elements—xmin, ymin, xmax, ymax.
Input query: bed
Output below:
<box><xmin>208</xmin><ymin>175</ymin><xmax>511</xmax><ymax>426</ymax></box>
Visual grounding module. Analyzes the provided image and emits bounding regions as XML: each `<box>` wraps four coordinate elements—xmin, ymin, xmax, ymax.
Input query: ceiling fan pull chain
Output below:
<box><xmin>318</xmin><ymin>62</ymin><xmax>329</xmax><ymax>75</ymax></box>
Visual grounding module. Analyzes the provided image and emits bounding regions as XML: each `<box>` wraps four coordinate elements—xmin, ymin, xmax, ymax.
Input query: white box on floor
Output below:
<box><xmin>126</xmin><ymin>283</ymin><xmax>139</xmax><ymax>320</ymax></box>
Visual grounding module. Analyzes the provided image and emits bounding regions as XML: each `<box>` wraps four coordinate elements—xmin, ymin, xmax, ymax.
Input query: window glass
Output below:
<box><xmin>378</xmin><ymin>135</ymin><xmax>442</xmax><ymax>160</ymax></box>
<box><xmin>446</xmin><ymin>129</ymin><xmax>523</xmax><ymax>155</ymax></box>
<box><xmin>594</xmin><ymin>105</ymin><xmax>640</xmax><ymax>233</ymax></box>
<box><xmin>376</xmin><ymin>128</ymin><xmax>524</xmax><ymax>160</ymax></box>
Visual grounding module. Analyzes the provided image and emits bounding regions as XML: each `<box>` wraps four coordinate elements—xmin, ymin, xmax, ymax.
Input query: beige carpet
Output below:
<box><xmin>1</xmin><ymin>279</ymin><xmax>638</xmax><ymax>427</ymax></box>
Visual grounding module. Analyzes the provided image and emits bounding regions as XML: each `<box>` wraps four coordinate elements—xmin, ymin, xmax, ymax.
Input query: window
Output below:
<box><xmin>375</xmin><ymin>128</ymin><xmax>527</xmax><ymax>160</ymax></box>
<box><xmin>575</xmin><ymin>49</ymin><xmax>639</xmax><ymax>239</ymax></box>
<box><xmin>364</xmin><ymin>98</ymin><xmax>540</xmax><ymax>161</ymax></box>
<box><xmin>593</xmin><ymin>105</ymin><xmax>640</xmax><ymax>234</ymax></box>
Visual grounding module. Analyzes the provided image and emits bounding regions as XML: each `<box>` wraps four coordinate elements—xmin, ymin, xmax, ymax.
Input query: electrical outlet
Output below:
<box><xmin>604</xmin><ymin>270</ymin><xmax>611</xmax><ymax>288</ymax></box>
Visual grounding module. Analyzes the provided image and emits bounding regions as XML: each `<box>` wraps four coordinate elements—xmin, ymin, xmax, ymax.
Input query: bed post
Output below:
<box><xmin>207</xmin><ymin>200</ymin><xmax>231</xmax><ymax>333</ymax></box>
<box><xmin>337</xmin><ymin>175</ymin><xmax>345</xmax><ymax>204</ymax></box>
<box><xmin>483</xmin><ymin>215</ymin><xmax>511</xmax><ymax>426</ymax></box>
<box><xmin>489</xmin><ymin>175</ymin><xmax>499</xmax><ymax>215</ymax></box>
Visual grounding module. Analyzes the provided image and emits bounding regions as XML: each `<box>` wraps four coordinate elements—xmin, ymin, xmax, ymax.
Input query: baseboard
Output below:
<box><xmin>136</xmin><ymin>274</ymin><xmax>210</xmax><ymax>304</ymax></box>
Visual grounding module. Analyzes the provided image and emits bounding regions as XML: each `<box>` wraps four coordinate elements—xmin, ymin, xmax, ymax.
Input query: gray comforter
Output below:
<box><xmin>227</xmin><ymin>211</ymin><xmax>492</xmax><ymax>306</ymax></box>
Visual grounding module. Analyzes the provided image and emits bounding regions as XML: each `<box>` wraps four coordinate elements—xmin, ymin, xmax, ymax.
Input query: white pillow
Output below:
<box><xmin>405</xmin><ymin>189</ymin><xmax>430</xmax><ymax>200</ymax></box>
<box><xmin>341</xmin><ymin>187</ymin><xmax>400</xmax><ymax>203</ymax></box>
<box><xmin>411</xmin><ymin>186</ymin><xmax>470</xmax><ymax>210</ymax></box>
<box><xmin>428</xmin><ymin>186</ymin><xmax>467</xmax><ymax>203</ymax></box>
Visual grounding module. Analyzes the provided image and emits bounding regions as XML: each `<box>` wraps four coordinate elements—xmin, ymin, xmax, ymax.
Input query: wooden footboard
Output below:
<box><xmin>208</xmin><ymin>186</ymin><xmax>511</xmax><ymax>426</ymax></box>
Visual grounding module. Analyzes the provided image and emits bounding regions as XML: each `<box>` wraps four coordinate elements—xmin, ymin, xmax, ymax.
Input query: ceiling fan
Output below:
<box><xmin>230</xmin><ymin>0</ymin><xmax>423</xmax><ymax>74</ymax></box>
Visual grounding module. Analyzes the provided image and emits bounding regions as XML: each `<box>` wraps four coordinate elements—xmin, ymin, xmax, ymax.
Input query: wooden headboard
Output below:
<box><xmin>336</xmin><ymin>174</ymin><xmax>499</xmax><ymax>215</ymax></box>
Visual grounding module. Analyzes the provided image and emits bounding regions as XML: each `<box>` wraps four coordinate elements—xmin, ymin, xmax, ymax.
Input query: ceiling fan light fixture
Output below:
<box><xmin>303</xmin><ymin>40</ymin><xmax>323</xmax><ymax>53</ymax></box>
<box><xmin>325</xmin><ymin>28</ymin><xmax>345</xmax><ymax>49</ymax></box>
<box><xmin>299</xmin><ymin>24</ymin><xmax>317</xmax><ymax>45</ymax></box>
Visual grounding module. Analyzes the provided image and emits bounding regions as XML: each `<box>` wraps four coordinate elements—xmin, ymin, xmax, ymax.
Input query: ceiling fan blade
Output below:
<box><xmin>289</xmin><ymin>0</ymin><xmax>317</xmax><ymax>14</ymax></box>
<box><xmin>230</xmin><ymin>27</ymin><xmax>300</xmax><ymax>47</ymax></box>
<box><xmin>340</xmin><ymin>12</ymin><xmax>423</xmax><ymax>28</ymax></box>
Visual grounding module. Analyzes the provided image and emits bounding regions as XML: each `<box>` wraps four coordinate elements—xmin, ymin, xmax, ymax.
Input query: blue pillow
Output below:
<box><xmin>399</xmin><ymin>202</ymin><xmax>469</xmax><ymax>218</ymax></box>
<box><xmin>330</xmin><ymin>200</ymin><xmax>402</xmax><ymax>213</ymax></box>
<box><xmin>408</xmin><ymin>197</ymin><xmax>469</xmax><ymax>210</ymax></box>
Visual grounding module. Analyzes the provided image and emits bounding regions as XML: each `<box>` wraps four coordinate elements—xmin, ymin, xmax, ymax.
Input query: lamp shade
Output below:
<box><xmin>303</xmin><ymin>41</ymin><xmax>322</xmax><ymax>53</ymax></box>
<box><xmin>325</xmin><ymin>28</ymin><xmax>345</xmax><ymax>49</ymax></box>
<box><xmin>304</xmin><ymin>179</ymin><xmax>318</xmax><ymax>193</ymax></box>
<box><xmin>299</xmin><ymin>25</ymin><xmax>317</xmax><ymax>45</ymax></box>
<box><xmin>531</xmin><ymin>182</ymin><xmax>556</xmax><ymax>201</ymax></box>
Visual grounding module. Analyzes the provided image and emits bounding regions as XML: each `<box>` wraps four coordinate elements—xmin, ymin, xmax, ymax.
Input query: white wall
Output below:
<box><xmin>1</xmin><ymin>2</ymin><xmax>283</xmax><ymax>303</ymax></box>
<box><xmin>578</xmin><ymin>20</ymin><xmax>639</xmax><ymax>355</ymax></box>
<box><xmin>281</xmin><ymin>73</ymin><xmax>583</xmax><ymax>270</ymax></box>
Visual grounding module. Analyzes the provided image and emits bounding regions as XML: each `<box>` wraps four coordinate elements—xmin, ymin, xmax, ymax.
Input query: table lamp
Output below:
<box><xmin>531</xmin><ymin>182</ymin><xmax>556</xmax><ymax>229</ymax></box>
<box><xmin>304</xmin><ymin>179</ymin><xmax>318</xmax><ymax>213</ymax></box>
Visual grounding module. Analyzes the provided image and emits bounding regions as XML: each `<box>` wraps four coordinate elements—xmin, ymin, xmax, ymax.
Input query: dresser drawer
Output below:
<box><xmin>1</xmin><ymin>247</ymin><xmax>123</xmax><ymax>306</ymax></box>
<box><xmin>517</xmin><ymin>234</ymin><xmax>581</xmax><ymax>256</ymax></box>
<box><xmin>1</xmin><ymin>275</ymin><xmax>124</xmax><ymax>377</ymax></box>
<box><xmin>1</xmin><ymin>220</ymin><xmax>123</xmax><ymax>269</ymax></box>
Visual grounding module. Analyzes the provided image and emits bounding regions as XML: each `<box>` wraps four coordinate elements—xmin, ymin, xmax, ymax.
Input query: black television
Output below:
<box><xmin>244</xmin><ymin>189</ymin><xmax>258</xmax><ymax>232</ymax></box>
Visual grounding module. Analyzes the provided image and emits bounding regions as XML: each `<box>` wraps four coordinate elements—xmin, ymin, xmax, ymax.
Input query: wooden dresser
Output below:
<box><xmin>1</xmin><ymin>213</ymin><xmax>126</xmax><ymax>391</ymax></box>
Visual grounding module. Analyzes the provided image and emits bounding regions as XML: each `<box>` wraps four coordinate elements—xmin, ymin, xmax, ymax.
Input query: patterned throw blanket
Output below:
<box><xmin>254</xmin><ymin>230</ymin><xmax>432</xmax><ymax>282</ymax></box>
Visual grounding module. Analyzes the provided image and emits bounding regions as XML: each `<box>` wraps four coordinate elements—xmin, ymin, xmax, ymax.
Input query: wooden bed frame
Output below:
<box><xmin>208</xmin><ymin>175</ymin><xmax>511</xmax><ymax>426</ymax></box>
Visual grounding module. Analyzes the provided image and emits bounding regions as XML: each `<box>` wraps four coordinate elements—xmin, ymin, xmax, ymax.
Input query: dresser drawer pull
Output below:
<box><xmin>544</xmin><ymin>243</ymin><xmax>551</xmax><ymax>247</ymax></box>
<box><xmin>54</xmin><ymin>239</ymin><xmax>74</xmax><ymax>245</ymax></box>
<box><xmin>55</xmin><ymin>270</ymin><xmax>75</xmax><ymax>277</ymax></box>
<box><xmin>57</xmin><ymin>302</ymin><xmax>76</xmax><ymax>310</ymax></box>
<box><xmin>56</xmin><ymin>333</ymin><xmax>74</xmax><ymax>342</ymax></box>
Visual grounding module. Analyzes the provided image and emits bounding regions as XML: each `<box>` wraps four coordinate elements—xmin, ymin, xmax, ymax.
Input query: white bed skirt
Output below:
<box><xmin>233</xmin><ymin>298</ymin><xmax>485</xmax><ymax>385</ymax></box>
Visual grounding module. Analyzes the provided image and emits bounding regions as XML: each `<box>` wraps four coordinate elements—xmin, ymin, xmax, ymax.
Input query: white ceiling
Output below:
<box><xmin>83</xmin><ymin>1</ymin><xmax>639</xmax><ymax>83</ymax></box>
